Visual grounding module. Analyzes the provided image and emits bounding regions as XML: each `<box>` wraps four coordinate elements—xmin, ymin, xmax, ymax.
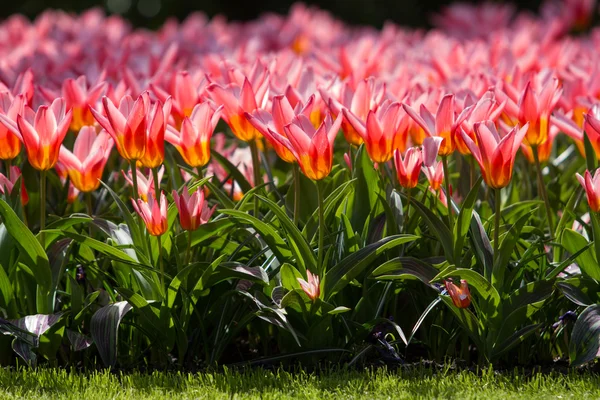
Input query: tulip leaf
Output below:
<box><xmin>570</xmin><ymin>304</ymin><xmax>600</xmax><ymax>367</ymax></box>
<box><xmin>411</xmin><ymin>198</ymin><xmax>455</xmax><ymax>264</ymax></box>
<box><xmin>0</xmin><ymin>198</ymin><xmax>52</xmax><ymax>314</ymax></box>
<box><xmin>562</xmin><ymin>228</ymin><xmax>600</xmax><ymax>281</ymax></box>
<box><xmin>454</xmin><ymin>177</ymin><xmax>482</xmax><ymax>263</ymax></box>
<box><xmin>492</xmin><ymin>211</ymin><xmax>533</xmax><ymax>290</ymax></box>
<box><xmin>90</xmin><ymin>301</ymin><xmax>132</xmax><ymax>367</ymax></box>
<box><xmin>470</xmin><ymin>211</ymin><xmax>494</xmax><ymax>281</ymax></box>
<box><xmin>325</xmin><ymin>235</ymin><xmax>418</xmax><ymax>300</ymax></box>
<box><xmin>257</xmin><ymin>195</ymin><xmax>316</xmax><ymax>272</ymax></box>
<box><xmin>371</xmin><ymin>256</ymin><xmax>439</xmax><ymax>285</ymax></box>
<box><xmin>211</xmin><ymin>151</ymin><xmax>253</xmax><ymax>194</ymax></box>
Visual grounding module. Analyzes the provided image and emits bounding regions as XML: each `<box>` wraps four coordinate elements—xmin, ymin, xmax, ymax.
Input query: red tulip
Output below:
<box><xmin>577</xmin><ymin>169</ymin><xmax>600</xmax><ymax>213</ymax></box>
<box><xmin>394</xmin><ymin>147</ymin><xmax>422</xmax><ymax>189</ymax></box>
<box><xmin>172</xmin><ymin>186</ymin><xmax>216</xmax><ymax>231</ymax></box>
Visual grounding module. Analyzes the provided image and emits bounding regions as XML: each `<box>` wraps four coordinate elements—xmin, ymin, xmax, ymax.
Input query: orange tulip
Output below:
<box><xmin>343</xmin><ymin>100</ymin><xmax>402</xmax><ymax>163</ymax></box>
<box><xmin>15</xmin><ymin>98</ymin><xmax>72</xmax><ymax>171</ymax></box>
<box><xmin>165</xmin><ymin>102</ymin><xmax>222</xmax><ymax>168</ymax></box>
<box><xmin>132</xmin><ymin>191</ymin><xmax>168</xmax><ymax>236</ymax></box>
<box><xmin>394</xmin><ymin>147</ymin><xmax>422</xmax><ymax>189</ymax></box>
<box><xmin>577</xmin><ymin>170</ymin><xmax>600</xmax><ymax>213</ymax></box>
<box><xmin>58</xmin><ymin>127</ymin><xmax>113</xmax><ymax>193</ymax></box>
<box><xmin>445</xmin><ymin>279</ymin><xmax>471</xmax><ymax>308</ymax></box>
<box><xmin>461</xmin><ymin>121</ymin><xmax>528</xmax><ymax>189</ymax></box>
<box><xmin>518</xmin><ymin>79</ymin><xmax>561</xmax><ymax>146</ymax></box>
<box><xmin>139</xmin><ymin>98</ymin><xmax>171</xmax><ymax>169</ymax></box>
<box><xmin>91</xmin><ymin>93</ymin><xmax>149</xmax><ymax>161</ymax></box>
<box><xmin>206</xmin><ymin>78</ymin><xmax>268</xmax><ymax>142</ymax></box>
<box><xmin>279</xmin><ymin>113</ymin><xmax>342</xmax><ymax>180</ymax></box>
<box><xmin>0</xmin><ymin>93</ymin><xmax>25</xmax><ymax>160</ymax></box>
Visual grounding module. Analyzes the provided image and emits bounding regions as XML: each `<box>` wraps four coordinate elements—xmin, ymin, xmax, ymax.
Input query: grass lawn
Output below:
<box><xmin>0</xmin><ymin>365</ymin><xmax>598</xmax><ymax>399</ymax></box>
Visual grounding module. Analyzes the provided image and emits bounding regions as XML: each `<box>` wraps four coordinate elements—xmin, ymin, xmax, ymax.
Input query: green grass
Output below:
<box><xmin>0</xmin><ymin>366</ymin><xmax>599</xmax><ymax>399</ymax></box>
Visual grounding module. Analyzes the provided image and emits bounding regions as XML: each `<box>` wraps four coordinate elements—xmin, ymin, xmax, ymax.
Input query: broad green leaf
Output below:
<box><xmin>220</xmin><ymin>209</ymin><xmax>292</xmax><ymax>263</ymax></box>
<box><xmin>557</xmin><ymin>277</ymin><xmax>600</xmax><ymax>306</ymax></box>
<box><xmin>440</xmin><ymin>296</ymin><xmax>483</xmax><ymax>350</ymax></box>
<box><xmin>212</xmin><ymin>151</ymin><xmax>252</xmax><ymax>193</ymax></box>
<box><xmin>411</xmin><ymin>199</ymin><xmax>455</xmax><ymax>264</ymax></box>
<box><xmin>90</xmin><ymin>301</ymin><xmax>132</xmax><ymax>367</ymax></box>
<box><xmin>562</xmin><ymin>228</ymin><xmax>600</xmax><ymax>281</ymax></box>
<box><xmin>454</xmin><ymin>177</ymin><xmax>482</xmax><ymax>263</ymax></box>
<box><xmin>325</xmin><ymin>235</ymin><xmax>418</xmax><ymax>300</ymax></box>
<box><xmin>258</xmin><ymin>195</ymin><xmax>316</xmax><ymax>272</ymax></box>
<box><xmin>570</xmin><ymin>304</ymin><xmax>600</xmax><ymax>366</ymax></box>
<box><xmin>492</xmin><ymin>211</ymin><xmax>533</xmax><ymax>290</ymax></box>
<box><xmin>491</xmin><ymin>324</ymin><xmax>542</xmax><ymax>360</ymax></box>
<box><xmin>371</xmin><ymin>257</ymin><xmax>438</xmax><ymax>285</ymax></box>
<box><xmin>0</xmin><ymin>199</ymin><xmax>51</xmax><ymax>314</ymax></box>
<box><xmin>470</xmin><ymin>211</ymin><xmax>494</xmax><ymax>281</ymax></box>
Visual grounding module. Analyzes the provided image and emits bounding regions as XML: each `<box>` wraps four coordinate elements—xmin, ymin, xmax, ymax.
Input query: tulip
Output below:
<box><xmin>322</xmin><ymin>78</ymin><xmax>386</xmax><ymax>146</ymax></box>
<box><xmin>279</xmin><ymin>113</ymin><xmax>343</xmax><ymax>181</ymax></box>
<box><xmin>123</xmin><ymin>166</ymin><xmax>164</xmax><ymax>202</ymax></box>
<box><xmin>394</xmin><ymin>148</ymin><xmax>422</xmax><ymax>189</ymax></box>
<box><xmin>172</xmin><ymin>186</ymin><xmax>216</xmax><ymax>231</ymax></box>
<box><xmin>58</xmin><ymin>127</ymin><xmax>113</xmax><ymax>193</ymax></box>
<box><xmin>62</xmin><ymin>77</ymin><xmax>106</xmax><ymax>131</ymax></box>
<box><xmin>0</xmin><ymin>93</ymin><xmax>25</xmax><ymax>160</ymax></box>
<box><xmin>0</xmin><ymin>166</ymin><xmax>28</xmax><ymax>206</ymax></box>
<box><xmin>343</xmin><ymin>101</ymin><xmax>402</xmax><ymax>163</ymax></box>
<box><xmin>461</xmin><ymin>121</ymin><xmax>528</xmax><ymax>189</ymax></box>
<box><xmin>297</xmin><ymin>270</ymin><xmax>320</xmax><ymax>301</ymax></box>
<box><xmin>12</xmin><ymin>98</ymin><xmax>73</xmax><ymax>171</ymax></box>
<box><xmin>445</xmin><ymin>279</ymin><xmax>471</xmax><ymax>308</ymax></box>
<box><xmin>139</xmin><ymin>98</ymin><xmax>171</xmax><ymax>169</ymax></box>
<box><xmin>90</xmin><ymin>93</ymin><xmax>150</xmax><ymax>161</ymax></box>
<box><xmin>152</xmin><ymin>71</ymin><xmax>206</xmax><ymax>128</ymax></box>
<box><xmin>132</xmin><ymin>191</ymin><xmax>168</xmax><ymax>237</ymax></box>
<box><xmin>206</xmin><ymin>78</ymin><xmax>268</xmax><ymax>142</ymax></box>
<box><xmin>577</xmin><ymin>170</ymin><xmax>600</xmax><ymax>213</ymax></box>
<box><xmin>403</xmin><ymin>94</ymin><xmax>464</xmax><ymax>156</ymax></box>
<box><xmin>246</xmin><ymin>95</ymin><xmax>313</xmax><ymax>164</ymax></box>
<box><xmin>517</xmin><ymin>79</ymin><xmax>562</xmax><ymax>147</ymax></box>
<box><xmin>454</xmin><ymin>92</ymin><xmax>505</xmax><ymax>156</ymax></box>
<box><xmin>165</xmin><ymin>102</ymin><xmax>223</xmax><ymax>168</ymax></box>
<box><xmin>423</xmin><ymin>160</ymin><xmax>444</xmax><ymax>192</ymax></box>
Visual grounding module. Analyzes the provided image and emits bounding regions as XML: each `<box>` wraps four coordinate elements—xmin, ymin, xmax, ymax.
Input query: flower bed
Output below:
<box><xmin>0</xmin><ymin>1</ymin><xmax>598</xmax><ymax>369</ymax></box>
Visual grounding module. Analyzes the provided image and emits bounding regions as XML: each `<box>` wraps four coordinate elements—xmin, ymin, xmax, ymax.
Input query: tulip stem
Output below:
<box><xmin>442</xmin><ymin>155</ymin><xmax>454</xmax><ymax>232</ymax></box>
<box><xmin>130</xmin><ymin>160</ymin><xmax>139</xmax><ymax>201</ymax></box>
<box><xmin>152</xmin><ymin>167</ymin><xmax>161</xmax><ymax>205</ymax></box>
<box><xmin>5</xmin><ymin>159</ymin><xmax>11</xmax><ymax>180</ymax></box>
<box><xmin>158</xmin><ymin>234</ymin><xmax>165</xmax><ymax>298</ymax></box>
<box><xmin>249</xmin><ymin>139</ymin><xmax>261</xmax><ymax>217</ymax></box>
<box><xmin>494</xmin><ymin>188</ymin><xmax>501</xmax><ymax>260</ymax></box>
<box><xmin>86</xmin><ymin>192</ymin><xmax>93</xmax><ymax>236</ymax></box>
<box><xmin>184</xmin><ymin>230</ymin><xmax>192</xmax><ymax>266</ymax></box>
<box><xmin>405</xmin><ymin>188</ymin><xmax>412</xmax><ymax>231</ymax></box>
<box><xmin>39</xmin><ymin>170</ymin><xmax>46</xmax><ymax>247</ymax></box>
<box><xmin>293</xmin><ymin>163</ymin><xmax>300</xmax><ymax>226</ymax></box>
<box><xmin>196</xmin><ymin>167</ymin><xmax>204</xmax><ymax>180</ymax></box>
<box><xmin>316</xmin><ymin>180</ymin><xmax>325</xmax><ymax>275</ymax></box>
<box><xmin>532</xmin><ymin>146</ymin><xmax>555</xmax><ymax>240</ymax></box>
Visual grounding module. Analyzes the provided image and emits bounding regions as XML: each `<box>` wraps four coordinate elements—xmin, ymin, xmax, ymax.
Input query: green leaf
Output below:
<box><xmin>328</xmin><ymin>306</ymin><xmax>351</xmax><ymax>315</ymax></box>
<box><xmin>454</xmin><ymin>177</ymin><xmax>482</xmax><ymax>263</ymax></box>
<box><xmin>570</xmin><ymin>304</ymin><xmax>600</xmax><ymax>367</ymax></box>
<box><xmin>470</xmin><ymin>211</ymin><xmax>494</xmax><ymax>281</ymax></box>
<box><xmin>220</xmin><ymin>209</ymin><xmax>292</xmax><ymax>263</ymax></box>
<box><xmin>99</xmin><ymin>180</ymin><xmax>144</xmax><ymax>251</ymax></box>
<box><xmin>257</xmin><ymin>195</ymin><xmax>316</xmax><ymax>272</ymax></box>
<box><xmin>492</xmin><ymin>211</ymin><xmax>533</xmax><ymax>290</ymax></box>
<box><xmin>411</xmin><ymin>198</ymin><xmax>455</xmax><ymax>264</ymax></box>
<box><xmin>504</xmin><ymin>281</ymin><xmax>554</xmax><ymax>316</ymax></box>
<box><xmin>562</xmin><ymin>228</ymin><xmax>600</xmax><ymax>281</ymax></box>
<box><xmin>350</xmin><ymin>145</ymin><xmax>382</xmax><ymax>233</ymax></box>
<box><xmin>371</xmin><ymin>257</ymin><xmax>439</xmax><ymax>285</ymax></box>
<box><xmin>558</xmin><ymin>277</ymin><xmax>600</xmax><ymax>306</ymax></box>
<box><xmin>212</xmin><ymin>150</ymin><xmax>252</xmax><ymax>194</ymax></box>
<box><xmin>90</xmin><ymin>301</ymin><xmax>132</xmax><ymax>367</ymax></box>
<box><xmin>440</xmin><ymin>296</ymin><xmax>483</xmax><ymax>350</ymax></box>
<box><xmin>325</xmin><ymin>235</ymin><xmax>418</xmax><ymax>300</ymax></box>
<box><xmin>0</xmin><ymin>198</ymin><xmax>51</xmax><ymax>314</ymax></box>
<box><xmin>491</xmin><ymin>324</ymin><xmax>542</xmax><ymax>360</ymax></box>
<box><xmin>46</xmin><ymin>229</ymin><xmax>141</xmax><ymax>265</ymax></box>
